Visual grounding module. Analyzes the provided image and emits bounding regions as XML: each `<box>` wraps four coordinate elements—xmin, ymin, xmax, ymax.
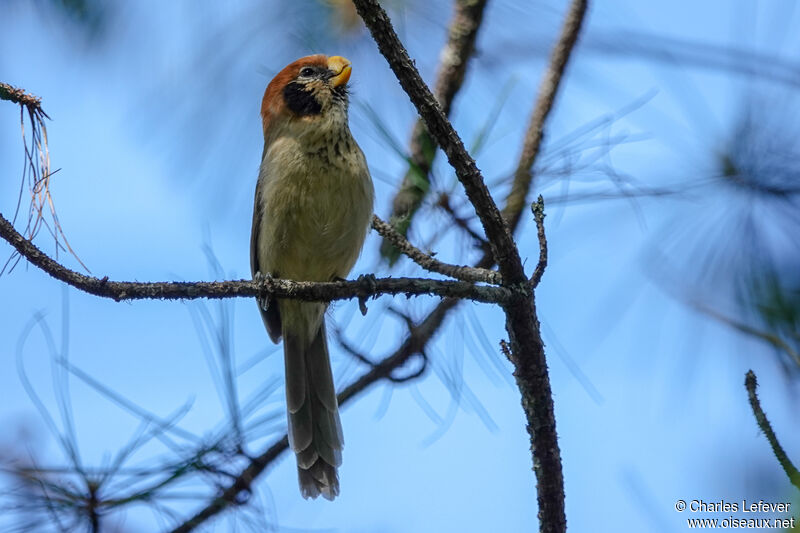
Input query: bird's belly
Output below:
<box><xmin>259</xmin><ymin>165</ymin><xmax>370</xmax><ymax>283</ymax></box>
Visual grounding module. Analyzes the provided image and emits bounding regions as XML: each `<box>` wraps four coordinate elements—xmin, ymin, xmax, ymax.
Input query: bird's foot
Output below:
<box><xmin>356</xmin><ymin>273</ymin><xmax>378</xmax><ymax>316</ymax></box>
<box><xmin>254</xmin><ymin>271</ymin><xmax>274</xmax><ymax>311</ymax></box>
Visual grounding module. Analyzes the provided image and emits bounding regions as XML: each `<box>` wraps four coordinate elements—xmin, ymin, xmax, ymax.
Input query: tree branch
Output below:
<box><xmin>0</xmin><ymin>82</ymin><xmax>49</xmax><ymax>116</ymax></box>
<box><xmin>372</xmin><ymin>214</ymin><xmax>501</xmax><ymax>284</ymax></box>
<box><xmin>352</xmin><ymin>0</ymin><xmax>525</xmax><ymax>284</ymax></box>
<box><xmin>351</xmin><ymin>3</ymin><xmax>588</xmax><ymax>532</ymax></box>
<box><xmin>745</xmin><ymin>370</ymin><xmax>800</xmax><ymax>490</ymax></box>
<box><xmin>501</xmin><ymin>0</ymin><xmax>588</xmax><ymax>231</ymax></box>
<box><xmin>530</xmin><ymin>195</ymin><xmax>548</xmax><ymax>287</ymax></box>
<box><xmin>380</xmin><ymin>0</ymin><xmax>489</xmax><ymax>264</ymax></box>
<box><xmin>351</xmin><ymin>3</ymin><xmax>590</xmax><ymax>533</ymax></box>
<box><xmin>436</xmin><ymin>192</ymin><xmax>490</xmax><ymax>247</ymax></box>
<box><xmin>0</xmin><ymin>212</ymin><xmax>510</xmax><ymax>304</ymax></box>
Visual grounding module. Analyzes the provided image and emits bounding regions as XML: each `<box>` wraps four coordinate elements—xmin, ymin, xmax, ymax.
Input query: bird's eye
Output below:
<box><xmin>299</xmin><ymin>67</ymin><xmax>315</xmax><ymax>77</ymax></box>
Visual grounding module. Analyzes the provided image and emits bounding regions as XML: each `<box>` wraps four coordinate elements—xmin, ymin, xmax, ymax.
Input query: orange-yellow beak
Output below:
<box><xmin>328</xmin><ymin>56</ymin><xmax>352</xmax><ymax>88</ymax></box>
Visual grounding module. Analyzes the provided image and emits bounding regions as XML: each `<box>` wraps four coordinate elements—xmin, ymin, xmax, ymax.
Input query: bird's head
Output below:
<box><xmin>261</xmin><ymin>55</ymin><xmax>353</xmax><ymax>143</ymax></box>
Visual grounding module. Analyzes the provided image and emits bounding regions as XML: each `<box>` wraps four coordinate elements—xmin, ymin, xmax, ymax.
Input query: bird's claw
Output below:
<box><xmin>356</xmin><ymin>274</ymin><xmax>377</xmax><ymax>316</ymax></box>
<box><xmin>357</xmin><ymin>273</ymin><xmax>378</xmax><ymax>290</ymax></box>
<box><xmin>254</xmin><ymin>271</ymin><xmax>274</xmax><ymax>311</ymax></box>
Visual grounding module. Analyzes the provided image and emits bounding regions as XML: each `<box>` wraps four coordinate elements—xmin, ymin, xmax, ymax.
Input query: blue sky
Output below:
<box><xmin>1</xmin><ymin>1</ymin><xmax>799</xmax><ymax>531</ymax></box>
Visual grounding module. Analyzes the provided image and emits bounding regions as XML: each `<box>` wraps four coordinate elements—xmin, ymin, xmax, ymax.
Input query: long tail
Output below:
<box><xmin>283</xmin><ymin>319</ymin><xmax>343</xmax><ymax>500</ymax></box>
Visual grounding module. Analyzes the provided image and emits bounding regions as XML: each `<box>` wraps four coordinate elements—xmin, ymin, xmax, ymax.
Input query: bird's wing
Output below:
<box><xmin>251</xmin><ymin>163</ymin><xmax>282</xmax><ymax>344</ymax></box>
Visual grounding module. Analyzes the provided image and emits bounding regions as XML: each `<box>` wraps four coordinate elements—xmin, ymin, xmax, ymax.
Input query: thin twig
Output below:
<box><xmin>502</xmin><ymin>0</ymin><xmax>588</xmax><ymax>231</ymax></box>
<box><xmin>436</xmin><ymin>192</ymin><xmax>490</xmax><ymax>247</ymax></box>
<box><xmin>744</xmin><ymin>370</ymin><xmax>800</xmax><ymax>490</ymax></box>
<box><xmin>499</xmin><ymin>339</ymin><xmax>514</xmax><ymax>363</ymax></box>
<box><xmin>0</xmin><ymin>212</ymin><xmax>511</xmax><ymax>305</ymax></box>
<box><xmin>372</xmin><ymin>214</ymin><xmax>501</xmax><ymax>284</ymax></box>
<box><xmin>337</xmin><ymin>329</ymin><xmax>429</xmax><ymax>384</ymax></box>
<box><xmin>381</xmin><ymin>0</ymin><xmax>489</xmax><ymax>263</ymax></box>
<box><xmin>530</xmin><ymin>195</ymin><xmax>547</xmax><ymax>287</ymax></box>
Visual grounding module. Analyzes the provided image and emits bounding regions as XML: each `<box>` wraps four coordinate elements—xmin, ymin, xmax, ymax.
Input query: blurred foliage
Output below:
<box><xmin>755</xmin><ymin>278</ymin><xmax>800</xmax><ymax>334</ymax></box>
<box><xmin>720</xmin><ymin>91</ymin><xmax>800</xmax><ymax>369</ymax></box>
<box><xmin>652</xmin><ymin>86</ymin><xmax>800</xmax><ymax>373</ymax></box>
<box><xmin>323</xmin><ymin>0</ymin><xmax>363</xmax><ymax>33</ymax></box>
<box><xmin>37</xmin><ymin>0</ymin><xmax>110</xmax><ymax>40</ymax></box>
<box><xmin>749</xmin><ymin>275</ymin><xmax>800</xmax><ymax>369</ymax></box>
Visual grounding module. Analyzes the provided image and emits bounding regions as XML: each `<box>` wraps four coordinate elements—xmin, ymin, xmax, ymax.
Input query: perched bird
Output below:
<box><xmin>250</xmin><ymin>55</ymin><xmax>374</xmax><ymax>500</ymax></box>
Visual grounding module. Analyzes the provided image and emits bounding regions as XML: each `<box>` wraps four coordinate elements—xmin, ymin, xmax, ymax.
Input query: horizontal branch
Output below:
<box><xmin>0</xmin><ymin>82</ymin><xmax>48</xmax><ymax>117</ymax></box>
<box><xmin>372</xmin><ymin>214</ymin><xmax>501</xmax><ymax>284</ymax></box>
<box><xmin>0</xmin><ymin>212</ymin><xmax>510</xmax><ymax>304</ymax></box>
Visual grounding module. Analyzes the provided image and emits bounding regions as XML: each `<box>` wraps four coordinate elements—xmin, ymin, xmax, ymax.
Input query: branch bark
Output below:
<box><xmin>381</xmin><ymin>0</ymin><xmax>489</xmax><ymax>263</ymax></box>
<box><xmin>745</xmin><ymin>370</ymin><xmax>800</xmax><ymax>490</ymax></box>
<box><xmin>530</xmin><ymin>195</ymin><xmax>548</xmax><ymax>287</ymax></box>
<box><xmin>351</xmin><ymin>2</ymin><xmax>588</xmax><ymax>532</ymax></box>
<box><xmin>0</xmin><ymin>212</ymin><xmax>510</xmax><ymax>304</ymax></box>
<box><xmin>352</xmin><ymin>0</ymin><xmax>525</xmax><ymax>284</ymax></box>
<box><xmin>502</xmin><ymin>0</ymin><xmax>589</xmax><ymax>230</ymax></box>
<box><xmin>372</xmin><ymin>214</ymin><xmax>502</xmax><ymax>284</ymax></box>
<box><xmin>0</xmin><ymin>82</ymin><xmax>48</xmax><ymax>115</ymax></box>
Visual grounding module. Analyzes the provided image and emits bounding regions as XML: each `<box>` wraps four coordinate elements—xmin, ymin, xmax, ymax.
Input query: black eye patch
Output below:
<box><xmin>283</xmin><ymin>81</ymin><xmax>322</xmax><ymax>116</ymax></box>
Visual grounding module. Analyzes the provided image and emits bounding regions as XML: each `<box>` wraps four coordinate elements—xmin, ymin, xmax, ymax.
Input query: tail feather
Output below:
<box><xmin>284</xmin><ymin>320</ymin><xmax>343</xmax><ymax>500</ymax></box>
<box><xmin>299</xmin><ymin>461</ymin><xmax>338</xmax><ymax>500</ymax></box>
<box><xmin>295</xmin><ymin>444</ymin><xmax>319</xmax><ymax>470</ymax></box>
<box><xmin>283</xmin><ymin>334</ymin><xmax>308</xmax><ymax>415</ymax></box>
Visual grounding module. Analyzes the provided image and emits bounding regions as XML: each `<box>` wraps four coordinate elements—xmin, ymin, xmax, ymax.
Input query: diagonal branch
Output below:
<box><xmin>436</xmin><ymin>192</ymin><xmax>490</xmax><ymax>247</ymax></box>
<box><xmin>745</xmin><ymin>370</ymin><xmax>800</xmax><ymax>490</ymax></box>
<box><xmin>381</xmin><ymin>0</ymin><xmax>489</xmax><ymax>263</ymax></box>
<box><xmin>0</xmin><ymin>212</ymin><xmax>510</xmax><ymax>304</ymax></box>
<box><xmin>372</xmin><ymin>214</ymin><xmax>502</xmax><ymax>284</ymax></box>
<box><xmin>352</xmin><ymin>0</ymin><xmax>525</xmax><ymax>284</ymax></box>
<box><xmin>501</xmin><ymin>0</ymin><xmax>588</xmax><ymax>231</ymax></box>
<box><xmin>353</xmin><ymin>3</ymin><xmax>588</xmax><ymax>533</ymax></box>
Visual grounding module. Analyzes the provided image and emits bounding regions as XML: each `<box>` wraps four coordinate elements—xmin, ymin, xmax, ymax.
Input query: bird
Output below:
<box><xmin>250</xmin><ymin>55</ymin><xmax>374</xmax><ymax>500</ymax></box>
